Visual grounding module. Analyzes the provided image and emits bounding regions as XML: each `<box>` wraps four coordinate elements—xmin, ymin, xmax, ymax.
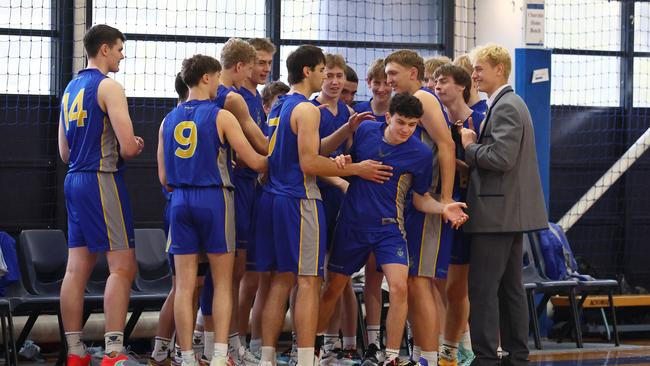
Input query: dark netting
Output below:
<box><xmin>547</xmin><ymin>0</ymin><xmax>650</xmax><ymax>289</ymax></box>
<box><xmin>0</xmin><ymin>0</ymin><xmax>465</xmax><ymax>236</ymax></box>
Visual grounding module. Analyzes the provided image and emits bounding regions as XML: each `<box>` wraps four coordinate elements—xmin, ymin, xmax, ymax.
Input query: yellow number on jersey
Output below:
<box><xmin>266</xmin><ymin>117</ymin><xmax>280</xmax><ymax>156</ymax></box>
<box><xmin>174</xmin><ymin>121</ymin><xmax>198</xmax><ymax>159</ymax></box>
<box><xmin>61</xmin><ymin>89</ymin><xmax>88</xmax><ymax>130</ymax></box>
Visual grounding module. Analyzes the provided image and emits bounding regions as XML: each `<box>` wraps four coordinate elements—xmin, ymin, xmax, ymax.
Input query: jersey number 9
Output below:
<box><xmin>174</xmin><ymin>121</ymin><xmax>198</xmax><ymax>159</ymax></box>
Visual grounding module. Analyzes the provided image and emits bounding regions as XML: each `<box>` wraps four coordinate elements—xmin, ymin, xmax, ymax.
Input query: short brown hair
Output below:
<box><xmin>384</xmin><ymin>50</ymin><xmax>424</xmax><ymax>81</ymax></box>
<box><xmin>433</xmin><ymin>64</ymin><xmax>472</xmax><ymax>103</ymax></box>
<box><xmin>325</xmin><ymin>53</ymin><xmax>346</xmax><ymax>70</ymax></box>
<box><xmin>261</xmin><ymin>81</ymin><xmax>290</xmax><ymax>107</ymax></box>
<box><xmin>247</xmin><ymin>38</ymin><xmax>276</xmax><ymax>54</ymax></box>
<box><xmin>366</xmin><ymin>58</ymin><xmax>386</xmax><ymax>82</ymax></box>
<box><xmin>453</xmin><ymin>54</ymin><xmax>473</xmax><ymax>77</ymax></box>
<box><xmin>221</xmin><ymin>38</ymin><xmax>257</xmax><ymax>69</ymax></box>
<box><xmin>83</xmin><ymin>24</ymin><xmax>125</xmax><ymax>58</ymax></box>
<box><xmin>470</xmin><ymin>44</ymin><xmax>512</xmax><ymax>80</ymax></box>
<box><xmin>424</xmin><ymin>56</ymin><xmax>451</xmax><ymax>76</ymax></box>
<box><xmin>181</xmin><ymin>54</ymin><xmax>222</xmax><ymax>88</ymax></box>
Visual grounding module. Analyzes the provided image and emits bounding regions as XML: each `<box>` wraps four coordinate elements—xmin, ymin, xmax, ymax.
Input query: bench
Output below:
<box><xmin>551</xmin><ymin>295</ymin><xmax>650</xmax><ymax>337</ymax></box>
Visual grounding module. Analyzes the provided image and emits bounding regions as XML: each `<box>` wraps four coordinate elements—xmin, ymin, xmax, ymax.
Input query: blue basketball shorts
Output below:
<box><xmin>64</xmin><ymin>171</ymin><xmax>135</xmax><ymax>253</ymax></box>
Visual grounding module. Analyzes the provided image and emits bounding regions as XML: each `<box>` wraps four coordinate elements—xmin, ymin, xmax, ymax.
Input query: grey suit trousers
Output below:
<box><xmin>469</xmin><ymin>232</ymin><xmax>529</xmax><ymax>366</ymax></box>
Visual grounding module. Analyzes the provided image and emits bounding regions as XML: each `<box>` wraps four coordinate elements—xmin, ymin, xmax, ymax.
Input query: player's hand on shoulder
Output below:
<box><xmin>356</xmin><ymin>159</ymin><xmax>393</xmax><ymax>183</ymax></box>
<box><xmin>347</xmin><ymin>112</ymin><xmax>375</xmax><ymax>133</ymax></box>
<box><xmin>442</xmin><ymin>202</ymin><xmax>468</xmax><ymax>229</ymax></box>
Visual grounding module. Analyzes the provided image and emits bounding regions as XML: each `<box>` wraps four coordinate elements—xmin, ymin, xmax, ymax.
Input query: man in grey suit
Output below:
<box><xmin>457</xmin><ymin>44</ymin><xmax>548</xmax><ymax>366</ymax></box>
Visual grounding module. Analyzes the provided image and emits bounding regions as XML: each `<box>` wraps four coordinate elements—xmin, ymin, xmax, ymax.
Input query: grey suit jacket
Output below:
<box><xmin>463</xmin><ymin>86</ymin><xmax>548</xmax><ymax>233</ymax></box>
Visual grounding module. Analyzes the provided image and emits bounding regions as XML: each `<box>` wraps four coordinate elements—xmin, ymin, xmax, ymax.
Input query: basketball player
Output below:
<box><xmin>433</xmin><ymin>64</ymin><xmax>485</xmax><ymax>366</ymax></box>
<box><xmin>384</xmin><ymin>50</ymin><xmax>455</xmax><ymax>366</ymax></box>
<box><xmin>340</xmin><ymin>65</ymin><xmax>359</xmax><ymax>106</ymax></box>
<box><xmin>316</xmin><ymin>93</ymin><xmax>468</xmax><ymax>366</ymax></box>
<box><xmin>158</xmin><ymin>54</ymin><xmax>268</xmax><ymax>366</ymax></box>
<box><xmin>58</xmin><ymin>24</ymin><xmax>144</xmax><ymax>366</ymax></box>
<box><xmin>423</xmin><ymin>56</ymin><xmax>451</xmax><ymax>90</ymax></box>
<box><xmin>255</xmin><ymin>44</ymin><xmax>392</xmax><ymax>366</ymax></box>
<box><xmin>353</xmin><ymin>58</ymin><xmax>391</xmax><ymax>123</ymax></box>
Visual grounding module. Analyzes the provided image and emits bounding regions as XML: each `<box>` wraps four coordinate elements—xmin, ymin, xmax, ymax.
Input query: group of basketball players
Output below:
<box><xmin>59</xmin><ymin>24</ymin><xmax>512</xmax><ymax>366</ymax></box>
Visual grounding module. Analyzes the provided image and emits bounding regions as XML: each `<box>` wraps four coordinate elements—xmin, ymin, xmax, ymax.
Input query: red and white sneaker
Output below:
<box><xmin>67</xmin><ymin>353</ymin><xmax>91</xmax><ymax>366</ymax></box>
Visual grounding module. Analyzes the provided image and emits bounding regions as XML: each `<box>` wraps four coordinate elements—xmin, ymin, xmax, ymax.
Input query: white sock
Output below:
<box><xmin>460</xmin><ymin>331</ymin><xmax>472</xmax><ymax>351</ymax></box>
<box><xmin>193</xmin><ymin>330</ymin><xmax>204</xmax><ymax>355</ymax></box>
<box><xmin>297</xmin><ymin>347</ymin><xmax>315</xmax><ymax>366</ymax></box>
<box><xmin>366</xmin><ymin>325</ymin><xmax>380</xmax><ymax>347</ymax></box>
<box><xmin>411</xmin><ymin>345</ymin><xmax>421</xmax><ymax>361</ymax></box>
<box><xmin>342</xmin><ymin>336</ymin><xmax>356</xmax><ymax>350</ymax></box>
<box><xmin>250</xmin><ymin>338</ymin><xmax>262</xmax><ymax>353</ymax></box>
<box><xmin>261</xmin><ymin>346</ymin><xmax>276</xmax><ymax>365</ymax></box>
<box><xmin>152</xmin><ymin>336</ymin><xmax>172</xmax><ymax>362</ymax></box>
<box><xmin>229</xmin><ymin>333</ymin><xmax>243</xmax><ymax>354</ymax></box>
<box><xmin>385</xmin><ymin>349</ymin><xmax>399</xmax><ymax>362</ymax></box>
<box><xmin>421</xmin><ymin>351</ymin><xmax>437</xmax><ymax>365</ymax></box>
<box><xmin>204</xmin><ymin>332</ymin><xmax>215</xmax><ymax>359</ymax></box>
<box><xmin>104</xmin><ymin>331</ymin><xmax>123</xmax><ymax>355</ymax></box>
<box><xmin>213</xmin><ymin>343</ymin><xmax>228</xmax><ymax>358</ymax></box>
<box><xmin>324</xmin><ymin>334</ymin><xmax>339</xmax><ymax>349</ymax></box>
<box><xmin>181</xmin><ymin>350</ymin><xmax>197</xmax><ymax>366</ymax></box>
<box><xmin>240</xmin><ymin>335</ymin><xmax>247</xmax><ymax>348</ymax></box>
<box><xmin>65</xmin><ymin>331</ymin><xmax>85</xmax><ymax>356</ymax></box>
<box><xmin>196</xmin><ymin>310</ymin><xmax>204</xmax><ymax>327</ymax></box>
<box><xmin>440</xmin><ymin>341</ymin><xmax>458</xmax><ymax>361</ymax></box>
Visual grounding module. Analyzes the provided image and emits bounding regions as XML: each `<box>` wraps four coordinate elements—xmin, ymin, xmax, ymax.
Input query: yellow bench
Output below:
<box><xmin>551</xmin><ymin>294</ymin><xmax>650</xmax><ymax>308</ymax></box>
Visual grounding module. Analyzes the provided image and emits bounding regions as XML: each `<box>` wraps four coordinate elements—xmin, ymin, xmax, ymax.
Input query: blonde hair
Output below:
<box><xmin>366</xmin><ymin>58</ymin><xmax>386</xmax><ymax>82</ymax></box>
<box><xmin>384</xmin><ymin>50</ymin><xmax>424</xmax><ymax>81</ymax></box>
<box><xmin>453</xmin><ymin>54</ymin><xmax>473</xmax><ymax>77</ymax></box>
<box><xmin>221</xmin><ymin>38</ymin><xmax>257</xmax><ymax>69</ymax></box>
<box><xmin>424</xmin><ymin>56</ymin><xmax>451</xmax><ymax>76</ymax></box>
<box><xmin>247</xmin><ymin>38</ymin><xmax>276</xmax><ymax>54</ymax></box>
<box><xmin>325</xmin><ymin>53</ymin><xmax>346</xmax><ymax>70</ymax></box>
<box><xmin>470</xmin><ymin>44</ymin><xmax>512</xmax><ymax>80</ymax></box>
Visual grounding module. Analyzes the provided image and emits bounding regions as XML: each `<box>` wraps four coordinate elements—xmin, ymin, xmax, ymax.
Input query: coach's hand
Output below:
<box><xmin>354</xmin><ymin>159</ymin><xmax>393</xmax><ymax>183</ymax></box>
<box><xmin>458</xmin><ymin>126</ymin><xmax>477</xmax><ymax>149</ymax></box>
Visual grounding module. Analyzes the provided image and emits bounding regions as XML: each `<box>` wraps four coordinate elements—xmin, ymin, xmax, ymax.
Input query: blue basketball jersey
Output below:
<box><xmin>215</xmin><ymin>84</ymin><xmax>234</xmax><ymax>108</ymax></box>
<box><xmin>238</xmin><ymin>86</ymin><xmax>267</xmax><ymax>133</ymax></box>
<box><xmin>162</xmin><ymin>99</ymin><xmax>233</xmax><ymax>188</ymax></box>
<box><xmin>339</xmin><ymin>121</ymin><xmax>432</xmax><ymax>231</ymax></box>
<box><xmin>267</xmin><ymin>93</ymin><xmax>321</xmax><ymax>200</ymax></box>
<box><xmin>412</xmin><ymin>87</ymin><xmax>453</xmax><ymax>195</ymax></box>
<box><xmin>235</xmin><ymin>86</ymin><xmax>267</xmax><ymax>179</ymax></box>
<box><xmin>311</xmin><ymin>98</ymin><xmax>350</xmax><ymax>157</ymax></box>
<box><xmin>353</xmin><ymin>99</ymin><xmax>386</xmax><ymax>123</ymax></box>
<box><xmin>471</xmin><ymin>99</ymin><xmax>488</xmax><ymax>118</ymax></box>
<box><xmin>60</xmin><ymin>68</ymin><xmax>122</xmax><ymax>173</ymax></box>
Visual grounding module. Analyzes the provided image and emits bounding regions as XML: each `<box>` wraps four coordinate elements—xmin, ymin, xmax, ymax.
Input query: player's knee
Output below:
<box><xmin>111</xmin><ymin>267</ymin><xmax>136</xmax><ymax>283</ymax></box>
<box><xmin>446</xmin><ymin>285</ymin><xmax>468</xmax><ymax>304</ymax></box>
<box><xmin>388</xmin><ymin>279</ymin><xmax>407</xmax><ymax>299</ymax></box>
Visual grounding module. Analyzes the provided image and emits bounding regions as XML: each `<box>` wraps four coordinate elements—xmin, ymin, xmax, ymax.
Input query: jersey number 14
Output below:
<box><xmin>61</xmin><ymin>89</ymin><xmax>88</xmax><ymax>130</ymax></box>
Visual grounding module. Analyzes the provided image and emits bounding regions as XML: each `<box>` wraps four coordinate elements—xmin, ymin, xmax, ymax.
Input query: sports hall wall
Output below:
<box><xmin>1</xmin><ymin>0</ymin><xmax>649</xmax><ymax>289</ymax></box>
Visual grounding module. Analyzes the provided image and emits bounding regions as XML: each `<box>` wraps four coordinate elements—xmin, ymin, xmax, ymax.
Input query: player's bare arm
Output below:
<box><xmin>156</xmin><ymin>120</ymin><xmax>169</xmax><ymax>189</ymax></box>
<box><xmin>225</xmin><ymin>92</ymin><xmax>268</xmax><ymax>155</ymax></box>
<box><xmin>412</xmin><ymin>192</ymin><xmax>468</xmax><ymax>229</ymax></box>
<box><xmin>218</xmin><ymin>109</ymin><xmax>268</xmax><ymax>173</ymax></box>
<box><xmin>414</xmin><ymin>89</ymin><xmax>455</xmax><ymax>201</ymax></box>
<box><xmin>295</xmin><ymin>103</ymin><xmax>392</xmax><ymax>183</ymax></box>
<box><xmin>98</xmin><ymin>78</ymin><xmax>144</xmax><ymax>159</ymax></box>
<box><xmin>320</xmin><ymin>111</ymin><xmax>375</xmax><ymax>156</ymax></box>
<box><xmin>58</xmin><ymin>116</ymin><xmax>70</xmax><ymax>163</ymax></box>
